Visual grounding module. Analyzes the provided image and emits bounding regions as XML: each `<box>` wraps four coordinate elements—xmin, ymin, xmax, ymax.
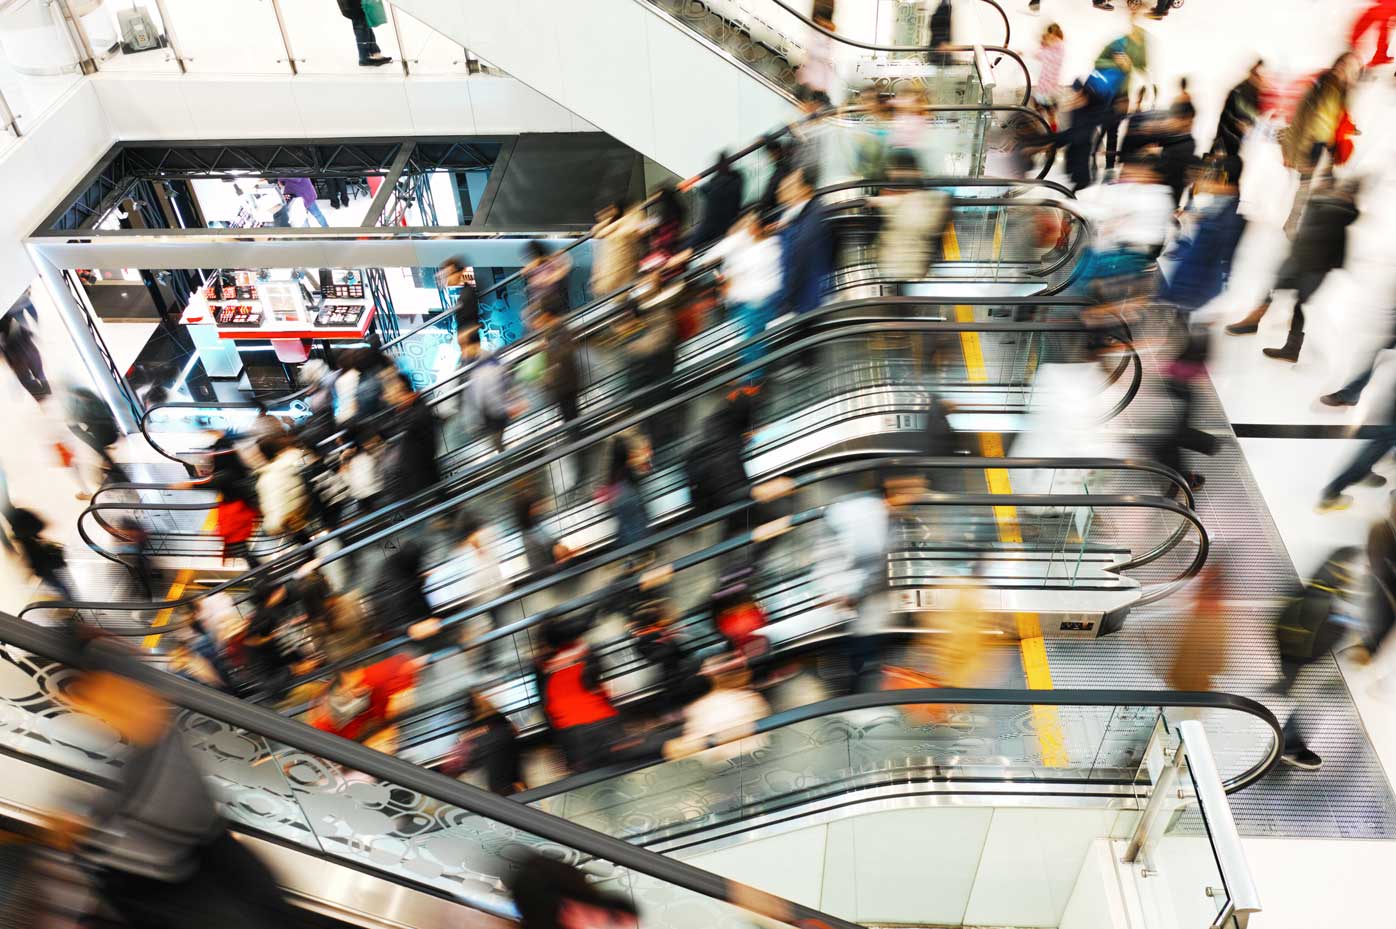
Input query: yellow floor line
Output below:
<box><xmin>945</xmin><ymin>220</ymin><xmax>1066</xmax><ymax>766</ymax></box>
<box><xmin>142</xmin><ymin>509</ymin><xmax>216</xmax><ymax>650</ymax></box>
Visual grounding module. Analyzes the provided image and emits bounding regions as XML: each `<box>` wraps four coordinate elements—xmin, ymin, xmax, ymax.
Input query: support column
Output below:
<box><xmin>31</xmin><ymin>251</ymin><xmax>141</xmax><ymax>434</ymax></box>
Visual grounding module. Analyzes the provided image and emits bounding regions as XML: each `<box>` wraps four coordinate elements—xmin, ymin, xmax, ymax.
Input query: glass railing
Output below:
<box><xmin>55</xmin><ymin>309</ymin><xmax>1137</xmax><ymax>617</ymax></box>
<box><xmin>32</xmin><ymin>453</ymin><xmax>1207</xmax><ymax>747</ymax></box>
<box><xmin>0</xmin><ymin>615</ymin><xmax>856</xmax><ymax>929</ymax></box>
<box><xmin>0</xmin><ymin>613</ymin><xmax>1269</xmax><ymax>929</ymax></box>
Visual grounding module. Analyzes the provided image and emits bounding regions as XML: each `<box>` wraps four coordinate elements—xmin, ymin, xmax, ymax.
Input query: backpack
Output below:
<box><xmin>1275</xmin><ymin>546</ymin><xmax>1363</xmax><ymax>662</ymax></box>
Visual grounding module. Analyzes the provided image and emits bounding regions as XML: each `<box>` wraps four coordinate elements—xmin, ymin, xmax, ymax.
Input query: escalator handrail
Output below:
<box><xmin>81</xmin><ymin>285</ymin><xmax>1105</xmax><ymax>565</ymax></box>
<box><xmin>132</xmin><ymin>101</ymin><xmax>1068</xmax><ymax>465</ymax></box>
<box><xmin>134</xmin><ymin>167</ymin><xmax>1079</xmax><ymax>466</ymax></box>
<box><xmin>0</xmin><ymin>612</ymin><xmax>865</xmax><ymax>929</ymax></box>
<box><xmin>271</xmin><ymin>456</ymin><xmax>1206</xmax><ymax>711</ymax></box>
<box><xmin>516</xmin><ymin>685</ymin><xmax>1282</xmax><ymax>803</ymax></box>
<box><xmin>646</xmin><ymin>0</ymin><xmax>1024</xmax><ymax>102</ymax></box>
<box><xmin>141</xmin><ymin>177</ymin><xmax>1087</xmax><ymax>471</ymax></box>
<box><xmin>65</xmin><ymin>309</ymin><xmax>1118</xmax><ymax>583</ymax></box>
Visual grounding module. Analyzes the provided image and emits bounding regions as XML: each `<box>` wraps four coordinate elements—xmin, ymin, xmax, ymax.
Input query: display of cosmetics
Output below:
<box><xmin>216</xmin><ymin>305</ymin><xmax>263</xmax><ymax>327</ymax></box>
<box><xmin>324</xmin><ymin>282</ymin><xmax>366</xmax><ymax>299</ymax></box>
<box><xmin>315</xmin><ymin>304</ymin><xmax>366</xmax><ymax>327</ymax></box>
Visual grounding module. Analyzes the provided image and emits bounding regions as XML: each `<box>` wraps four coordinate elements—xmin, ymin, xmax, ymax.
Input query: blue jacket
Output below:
<box><xmin>1164</xmin><ymin>195</ymin><xmax>1246</xmax><ymax>312</ymax></box>
<box><xmin>780</xmin><ymin>201</ymin><xmax>835</xmax><ymax>316</ymax></box>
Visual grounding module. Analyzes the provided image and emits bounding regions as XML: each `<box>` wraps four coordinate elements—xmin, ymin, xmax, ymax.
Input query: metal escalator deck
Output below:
<box><xmin>1044</xmin><ymin>316</ymin><xmax>1396</xmax><ymax>839</ymax></box>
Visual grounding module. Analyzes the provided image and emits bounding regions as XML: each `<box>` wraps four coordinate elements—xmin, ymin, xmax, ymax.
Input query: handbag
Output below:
<box><xmin>361</xmin><ymin>0</ymin><xmax>388</xmax><ymax>28</ymax></box>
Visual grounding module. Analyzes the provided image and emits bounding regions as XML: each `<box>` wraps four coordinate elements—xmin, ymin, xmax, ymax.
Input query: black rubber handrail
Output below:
<box><xmin>658</xmin><ymin>0</ymin><xmax>1024</xmax><ymax>102</ymax></box>
<box><xmin>0</xmin><ymin>613</ymin><xmax>864</xmax><ymax>929</ymax></box>
<box><xmin>517</xmin><ymin>685</ymin><xmax>1282</xmax><ymax>805</ymax></box>
<box><xmin>44</xmin><ymin>311</ymin><xmax>1128</xmax><ymax>618</ymax></box>
<box><xmin>131</xmin><ymin>101</ymin><xmax>1063</xmax><ymax>467</ymax></box>
<box><xmin>261</xmin><ymin>455</ymin><xmax>1204</xmax><ymax>718</ymax></box>
<box><xmin>132</xmin><ymin>174</ymin><xmax>1083</xmax><ymax>468</ymax></box>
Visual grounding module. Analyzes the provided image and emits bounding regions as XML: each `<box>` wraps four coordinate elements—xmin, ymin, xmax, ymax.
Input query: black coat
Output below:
<box><xmin>1288</xmin><ymin>193</ymin><xmax>1358</xmax><ymax>274</ymax></box>
<box><xmin>688</xmin><ymin>170</ymin><xmax>744</xmax><ymax>248</ymax></box>
<box><xmin>388</xmin><ymin>398</ymin><xmax>441</xmax><ymax>491</ymax></box>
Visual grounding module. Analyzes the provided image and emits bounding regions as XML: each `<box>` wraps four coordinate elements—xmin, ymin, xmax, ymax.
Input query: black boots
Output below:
<box><xmin>1263</xmin><ymin>332</ymin><xmax>1304</xmax><ymax>362</ymax></box>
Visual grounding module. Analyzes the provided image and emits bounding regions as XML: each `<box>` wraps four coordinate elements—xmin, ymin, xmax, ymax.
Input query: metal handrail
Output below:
<box><xmin>131</xmin><ymin>170</ymin><xmax>1078</xmax><ymax>467</ymax></box>
<box><xmin>69</xmin><ymin>305</ymin><xmax>1117</xmax><ymax>584</ymax></box>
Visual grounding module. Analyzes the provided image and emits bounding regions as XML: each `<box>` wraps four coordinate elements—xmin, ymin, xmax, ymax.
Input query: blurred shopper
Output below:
<box><xmin>779</xmin><ymin>168</ymin><xmax>834</xmax><ymax>320</ymax></box>
<box><xmin>590</xmin><ymin>200</ymin><xmax>644</xmax><ymax>296</ymax></box>
<box><xmin>114</xmin><ymin>516</ymin><xmax>155</xmax><ymax>600</ymax></box>
<box><xmin>870</xmin><ymin>152</ymin><xmax>950</xmax><ymax>292</ymax></box>
<box><xmin>383</xmin><ymin>370</ymin><xmax>442</xmax><ymax>502</ymax></box>
<box><xmin>598</xmin><ymin>435</ymin><xmax>651</xmax><ymax>553</ymax></box>
<box><xmin>58</xmin><ymin>642</ymin><xmax>297</xmax><ymax>929</ymax></box>
<box><xmin>516</xmin><ymin>488</ymin><xmax>573</xmax><ymax>579</ymax></box>
<box><xmin>442</xmin><ymin>691</ymin><xmax>525</xmax><ymax>795</ymax></box>
<box><xmin>523</xmin><ymin>241</ymin><xmax>574</xmax><ymax>327</ymax></box>
<box><xmin>1033</xmin><ymin>23</ymin><xmax>1066</xmax><ymax>104</ymax></box>
<box><xmin>621</xmin><ymin>286</ymin><xmax>680</xmax><ymax>448</ymax></box>
<box><xmin>176</xmin><ymin>434</ymin><xmax>261</xmax><ymax>568</ymax></box>
<box><xmin>340</xmin><ymin>433</ymin><xmax>387</xmax><ymax>516</ymax></box>
<box><xmin>352</xmin><ymin>347</ymin><xmax>389</xmax><ymax>424</ymax></box>
<box><xmin>1363</xmin><ymin>509</ymin><xmax>1396</xmax><ymax>662</ymax></box>
<box><xmin>1271</xmin><ymin>546</ymin><xmax>1367</xmax><ymax>769</ymax></box>
<box><xmin>438</xmin><ymin>255</ymin><xmax>480</xmax><ymax>336</ymax></box>
<box><xmin>508</xmin><ymin>852</ymin><xmax>638</xmax><ymax>929</ymax></box>
<box><xmin>797</xmin><ymin>2</ymin><xmax>840</xmax><ymax>107</ymax></box>
<box><xmin>10</xmin><ymin>507</ymin><xmax>76</xmax><ymax>604</ymax></box>
<box><xmin>425</xmin><ymin>510</ymin><xmax>510</xmax><ymax>668</ymax></box>
<box><xmin>641</xmin><ymin>183</ymin><xmax>687</xmax><ymax>272</ymax></box>
<box><xmin>1281</xmin><ymin>53</ymin><xmax>1360</xmax><ymax>236</ymax></box>
<box><xmin>1350</xmin><ymin>0</ymin><xmax>1396</xmax><ymax>68</ymax></box>
<box><xmin>1163</xmin><ymin>163</ymin><xmax>1247</xmax><ymax>316</ymax></box>
<box><xmin>686</xmin><ymin>153</ymin><xmax>744</xmax><ymax>249</ymax></box>
<box><xmin>1165</xmin><ymin>563</ymin><xmax>1231</xmax><ymax>694</ymax></box>
<box><xmin>662</xmin><ymin>654</ymin><xmax>770</xmax><ymax>763</ymax></box>
<box><xmin>628</xmin><ymin>600</ymin><xmax>706</xmax><ymax>711</ymax></box>
<box><xmin>0</xmin><ymin>298</ymin><xmax>49</xmax><ymax>401</ymax></box>
<box><xmin>1317</xmin><ymin>373</ymin><xmax>1396</xmax><ymax>512</ymax></box>
<box><xmin>1074</xmin><ymin>151</ymin><xmax>1174</xmax><ymax>327</ymax></box>
<box><xmin>255</xmin><ymin>434</ymin><xmax>312</xmax><ymax>546</ymax></box>
<box><xmin>66</xmin><ymin>384</ymin><xmax>126</xmax><ymax>495</ymax></box>
<box><xmin>1211</xmin><ymin>60</ymin><xmax>1264</xmax><ymax>183</ymax></box>
<box><xmin>1150</xmin><ymin>328</ymin><xmax>1216</xmax><ymax>493</ymax></box>
<box><xmin>1225</xmin><ymin>177</ymin><xmax>1359</xmax><ymax>362</ymax></box>
<box><xmin>536</xmin><ymin>614</ymin><xmax>624</xmax><ymax>772</ymax></box>
<box><xmin>708</xmin><ymin>210</ymin><xmax>783</xmax><ymax>376</ymax></box>
<box><xmin>759</xmin><ymin>137</ymin><xmax>796</xmax><ymax>217</ymax></box>
<box><xmin>337</xmin><ymin>0</ymin><xmax>392</xmax><ymax>67</ymax></box>
<box><xmin>822</xmin><ymin>477</ymin><xmax>915</xmax><ymax>692</ymax></box>
<box><xmin>459</xmin><ymin>327</ymin><xmax>515</xmax><ymax>453</ymax></box>
<box><xmin>1065</xmin><ymin>18</ymin><xmax>1150</xmax><ymax>190</ymax></box>
<box><xmin>542</xmin><ymin>319</ymin><xmax>584</xmax><ymax>441</ymax></box>
<box><xmin>374</xmin><ymin>541</ymin><xmax>439</xmax><ymax>641</ymax></box>
<box><xmin>277</xmin><ymin>177</ymin><xmax>328</xmax><ymax>228</ymax></box>
<box><xmin>308</xmin><ymin>652</ymin><xmax>425</xmax><ymax>752</ymax></box>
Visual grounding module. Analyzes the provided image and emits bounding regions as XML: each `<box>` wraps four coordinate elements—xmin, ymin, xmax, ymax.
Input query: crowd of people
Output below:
<box><xmin>14</xmin><ymin>2</ymin><xmax>1396</xmax><ymax>924</ymax></box>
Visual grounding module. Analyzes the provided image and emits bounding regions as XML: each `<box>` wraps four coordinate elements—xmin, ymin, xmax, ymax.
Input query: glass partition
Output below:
<box><xmin>0</xmin><ymin>0</ymin><xmax>86</xmax><ymax>134</ymax></box>
<box><xmin>0</xmin><ymin>635</ymin><xmax>1274</xmax><ymax>929</ymax></box>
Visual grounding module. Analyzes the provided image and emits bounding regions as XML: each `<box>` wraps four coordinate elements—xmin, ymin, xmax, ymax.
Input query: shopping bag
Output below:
<box><xmin>361</xmin><ymin>0</ymin><xmax>388</xmax><ymax>28</ymax></box>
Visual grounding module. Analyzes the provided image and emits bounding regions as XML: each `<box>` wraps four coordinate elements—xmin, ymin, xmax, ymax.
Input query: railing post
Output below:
<box><xmin>0</xmin><ymin>86</ymin><xmax>21</xmax><ymax>138</ymax></box>
<box><xmin>150</xmin><ymin>0</ymin><xmax>189</xmax><ymax>73</ymax></box>
<box><xmin>387</xmin><ymin>2</ymin><xmax>410</xmax><ymax>76</ymax></box>
<box><xmin>268</xmin><ymin>0</ymin><xmax>301</xmax><ymax>75</ymax></box>
<box><xmin>1124</xmin><ymin>716</ymin><xmax>1184</xmax><ymax>867</ymax></box>
<box><xmin>53</xmin><ymin>0</ymin><xmax>99</xmax><ymax>74</ymax></box>
<box><xmin>1178</xmin><ymin>720</ymin><xmax>1262</xmax><ymax>929</ymax></box>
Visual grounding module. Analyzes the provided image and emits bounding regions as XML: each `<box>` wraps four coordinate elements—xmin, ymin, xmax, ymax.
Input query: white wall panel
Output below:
<box><xmin>391</xmin><ymin>0</ymin><xmax>796</xmax><ymax>174</ymax></box>
<box><xmin>179</xmin><ymin>76</ymin><xmax>309</xmax><ymax>138</ymax></box>
<box><xmin>0</xmin><ymin>82</ymin><xmax>113</xmax><ymax>307</ymax></box>
<box><xmin>288</xmin><ymin>77</ymin><xmax>416</xmax><ymax>138</ymax></box>
<box><xmin>91</xmin><ymin>76</ymin><xmax>199</xmax><ymax>139</ymax></box>
<box><xmin>684</xmin><ymin>825</ymin><xmax>829</xmax><ymax>910</ymax></box>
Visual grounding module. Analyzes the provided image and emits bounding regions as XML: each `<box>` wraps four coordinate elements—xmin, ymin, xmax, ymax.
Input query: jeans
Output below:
<box><xmin>303</xmin><ymin>199</ymin><xmax>329</xmax><ymax>227</ymax></box>
<box><xmin>347</xmin><ymin>7</ymin><xmax>381</xmax><ymax>61</ymax></box>
<box><xmin>733</xmin><ymin>298</ymin><xmax>776</xmax><ymax>379</ymax></box>
<box><xmin>1330</xmin><ymin>329</ymin><xmax>1396</xmax><ymax>403</ymax></box>
<box><xmin>1323</xmin><ymin>423</ymin><xmax>1396</xmax><ymax>497</ymax></box>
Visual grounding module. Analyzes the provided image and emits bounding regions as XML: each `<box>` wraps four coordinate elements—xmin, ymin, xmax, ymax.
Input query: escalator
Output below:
<box><xmin>0</xmin><ymin>614</ymin><xmax>1268</xmax><ymax>929</ymax></box>
<box><xmin>385</xmin><ymin>0</ymin><xmax>1027</xmax><ymax>174</ymax></box>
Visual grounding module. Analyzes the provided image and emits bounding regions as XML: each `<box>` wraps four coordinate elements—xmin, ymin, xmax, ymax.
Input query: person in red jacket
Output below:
<box><xmin>1352</xmin><ymin>0</ymin><xmax>1396</xmax><ymax>68</ymax></box>
<box><xmin>535</xmin><ymin>615</ymin><xmax>623</xmax><ymax>771</ymax></box>
<box><xmin>308</xmin><ymin>652</ymin><xmax>424</xmax><ymax>749</ymax></box>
